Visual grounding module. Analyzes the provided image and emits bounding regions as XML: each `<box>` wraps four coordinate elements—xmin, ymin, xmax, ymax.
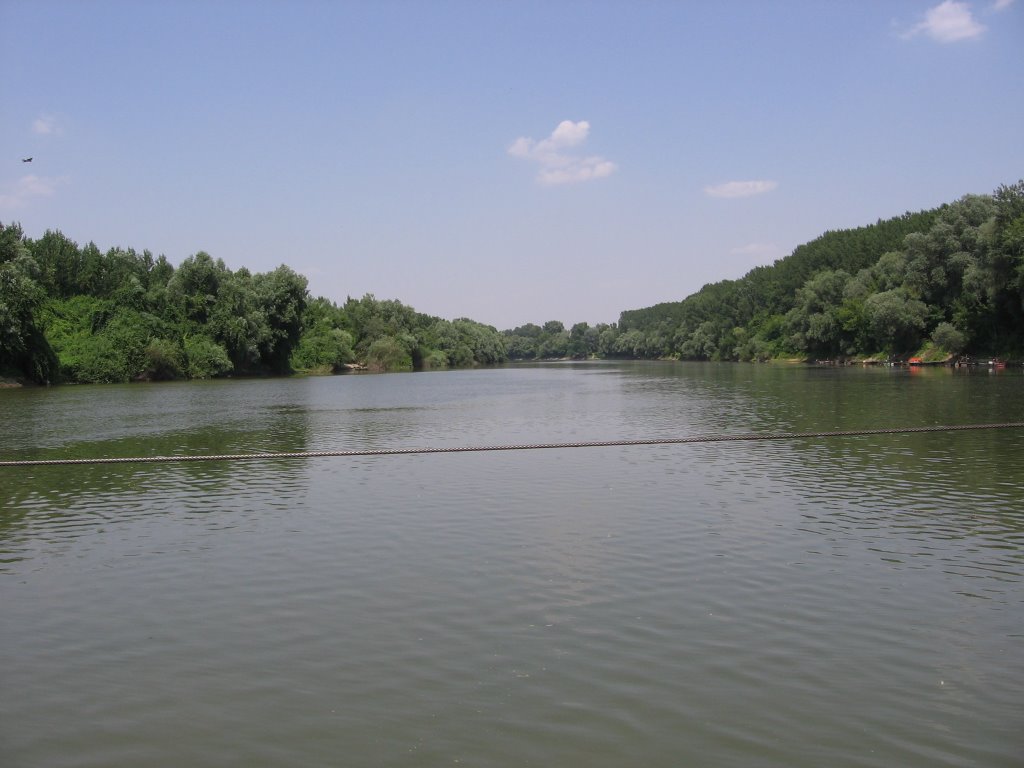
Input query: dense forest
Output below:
<box><xmin>1</xmin><ymin>181</ymin><xmax>1022</xmax><ymax>384</ymax></box>
<box><xmin>0</xmin><ymin>229</ymin><xmax>506</xmax><ymax>384</ymax></box>
<box><xmin>504</xmin><ymin>181</ymin><xmax>1024</xmax><ymax>363</ymax></box>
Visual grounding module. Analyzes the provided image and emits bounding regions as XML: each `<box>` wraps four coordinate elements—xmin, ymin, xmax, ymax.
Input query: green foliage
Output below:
<box><xmin>336</xmin><ymin>294</ymin><xmax>505</xmax><ymax>370</ymax></box>
<box><xmin>611</xmin><ymin>181</ymin><xmax>1024</xmax><ymax>361</ymax></box>
<box><xmin>32</xmin><ymin>230</ymin><xmax>86</xmax><ymax>298</ymax></box>
<box><xmin>931</xmin><ymin>322</ymin><xmax>966</xmax><ymax>355</ymax></box>
<box><xmin>253</xmin><ymin>266</ymin><xmax>308</xmax><ymax>372</ymax></box>
<box><xmin>9</xmin><ymin>224</ymin><xmax>508</xmax><ymax>382</ymax></box>
<box><xmin>567</xmin><ymin>322</ymin><xmax>599</xmax><ymax>359</ymax></box>
<box><xmin>40</xmin><ymin>296</ymin><xmax>168</xmax><ymax>382</ymax></box>
<box><xmin>503</xmin><ymin>333</ymin><xmax>538</xmax><ymax>360</ymax></box>
<box><xmin>615</xmin><ymin>329</ymin><xmax>650</xmax><ymax>358</ymax></box>
<box><xmin>366</xmin><ymin>335</ymin><xmax>413</xmax><ymax>372</ymax></box>
<box><xmin>9</xmin><ymin>180</ymin><xmax>1021</xmax><ymax>384</ymax></box>
<box><xmin>421</xmin><ymin>349</ymin><xmax>450</xmax><ymax>370</ymax></box>
<box><xmin>862</xmin><ymin>289</ymin><xmax>928</xmax><ymax>353</ymax></box>
<box><xmin>9</xmin><ymin>230</ymin><xmax>318</xmax><ymax>383</ymax></box>
<box><xmin>784</xmin><ymin>270</ymin><xmax>852</xmax><ymax>358</ymax></box>
<box><xmin>291</xmin><ymin>326</ymin><xmax>354</xmax><ymax>372</ymax></box>
<box><xmin>143</xmin><ymin>338</ymin><xmax>186</xmax><ymax>380</ymax></box>
<box><xmin>184</xmin><ymin>335</ymin><xmax>233</xmax><ymax>379</ymax></box>
<box><xmin>0</xmin><ymin>238</ymin><xmax>56</xmax><ymax>380</ymax></box>
<box><xmin>166</xmin><ymin>251</ymin><xmax>226</xmax><ymax>326</ymax></box>
<box><xmin>504</xmin><ymin>321</ymin><xmax>573</xmax><ymax>360</ymax></box>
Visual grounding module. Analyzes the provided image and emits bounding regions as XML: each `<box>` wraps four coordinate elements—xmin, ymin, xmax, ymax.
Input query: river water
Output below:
<box><xmin>1</xmin><ymin>362</ymin><xmax>1022</xmax><ymax>767</ymax></box>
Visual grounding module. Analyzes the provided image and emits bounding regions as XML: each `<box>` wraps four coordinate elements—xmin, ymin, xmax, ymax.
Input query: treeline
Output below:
<box><xmin>4</xmin><ymin>181</ymin><xmax>1022</xmax><ymax>383</ymax></box>
<box><xmin>504</xmin><ymin>181</ymin><xmax>1023</xmax><ymax>363</ymax></box>
<box><xmin>0</xmin><ymin>228</ymin><xmax>507</xmax><ymax>384</ymax></box>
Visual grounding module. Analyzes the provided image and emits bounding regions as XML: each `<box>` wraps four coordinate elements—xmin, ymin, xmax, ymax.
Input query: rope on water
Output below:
<box><xmin>2</xmin><ymin>422</ymin><xmax>1023</xmax><ymax>468</ymax></box>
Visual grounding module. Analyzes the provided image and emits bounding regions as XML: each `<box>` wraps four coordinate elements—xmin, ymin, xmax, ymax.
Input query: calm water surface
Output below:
<box><xmin>1</xmin><ymin>362</ymin><xmax>1022</xmax><ymax>767</ymax></box>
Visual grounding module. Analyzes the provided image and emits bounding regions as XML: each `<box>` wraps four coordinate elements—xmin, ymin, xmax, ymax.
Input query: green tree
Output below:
<box><xmin>503</xmin><ymin>333</ymin><xmax>537</xmax><ymax>360</ymax></box>
<box><xmin>166</xmin><ymin>252</ymin><xmax>228</xmax><ymax>328</ymax></box>
<box><xmin>290</xmin><ymin>327</ymin><xmax>354</xmax><ymax>372</ymax></box>
<box><xmin>253</xmin><ymin>265</ymin><xmax>308</xmax><ymax>372</ymax></box>
<box><xmin>366</xmin><ymin>335</ymin><xmax>413</xmax><ymax>372</ymax></box>
<box><xmin>143</xmin><ymin>337</ymin><xmax>186</xmax><ymax>380</ymax></box>
<box><xmin>184</xmin><ymin>335</ymin><xmax>233</xmax><ymax>379</ymax></box>
<box><xmin>863</xmin><ymin>289</ymin><xmax>928</xmax><ymax>353</ymax></box>
<box><xmin>784</xmin><ymin>269</ymin><xmax>852</xmax><ymax>358</ymax></box>
<box><xmin>567</xmin><ymin>322</ymin><xmax>592</xmax><ymax>358</ymax></box>
<box><xmin>0</xmin><ymin>227</ymin><xmax>59</xmax><ymax>382</ymax></box>
<box><xmin>931</xmin><ymin>322</ymin><xmax>966</xmax><ymax>355</ymax></box>
<box><xmin>31</xmin><ymin>229</ymin><xmax>84</xmax><ymax>298</ymax></box>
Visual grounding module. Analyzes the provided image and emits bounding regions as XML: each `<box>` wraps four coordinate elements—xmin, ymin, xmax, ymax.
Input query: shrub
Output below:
<box><xmin>144</xmin><ymin>338</ymin><xmax>185</xmax><ymax>380</ymax></box>
<box><xmin>365</xmin><ymin>335</ymin><xmax>412</xmax><ymax>372</ymax></box>
<box><xmin>931</xmin><ymin>322</ymin><xmax>967</xmax><ymax>355</ymax></box>
<box><xmin>184</xmin><ymin>335</ymin><xmax>232</xmax><ymax>378</ymax></box>
<box><xmin>290</xmin><ymin>327</ymin><xmax>353</xmax><ymax>372</ymax></box>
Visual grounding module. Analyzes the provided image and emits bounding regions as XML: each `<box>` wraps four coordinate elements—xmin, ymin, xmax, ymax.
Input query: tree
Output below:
<box><xmin>504</xmin><ymin>333</ymin><xmax>537</xmax><ymax>360</ymax></box>
<box><xmin>31</xmin><ymin>230</ymin><xmax>83</xmax><ymax>298</ymax></box>
<box><xmin>0</xmin><ymin>235</ymin><xmax>39</xmax><ymax>365</ymax></box>
<box><xmin>143</xmin><ymin>337</ymin><xmax>186</xmax><ymax>380</ymax></box>
<box><xmin>785</xmin><ymin>269</ymin><xmax>852</xmax><ymax>358</ymax></box>
<box><xmin>253</xmin><ymin>265</ymin><xmax>308</xmax><ymax>372</ymax></box>
<box><xmin>931</xmin><ymin>322</ymin><xmax>966</xmax><ymax>355</ymax></box>
<box><xmin>166</xmin><ymin>252</ymin><xmax>228</xmax><ymax>327</ymax></box>
<box><xmin>290</xmin><ymin>327</ymin><xmax>354</xmax><ymax>372</ymax></box>
<box><xmin>184</xmin><ymin>335</ymin><xmax>232</xmax><ymax>378</ymax></box>
<box><xmin>542</xmin><ymin>320</ymin><xmax>565</xmax><ymax>335</ymax></box>
<box><xmin>207</xmin><ymin>268</ymin><xmax>267</xmax><ymax>371</ymax></box>
<box><xmin>366</xmin><ymin>335</ymin><xmax>413</xmax><ymax>372</ymax></box>
<box><xmin>863</xmin><ymin>289</ymin><xmax>928</xmax><ymax>353</ymax></box>
<box><xmin>567</xmin><ymin>322</ymin><xmax>592</xmax><ymax>358</ymax></box>
<box><xmin>451</xmin><ymin>319</ymin><xmax>505</xmax><ymax>365</ymax></box>
<box><xmin>597</xmin><ymin>324</ymin><xmax>619</xmax><ymax>357</ymax></box>
<box><xmin>0</xmin><ymin>234</ymin><xmax>58</xmax><ymax>382</ymax></box>
<box><xmin>291</xmin><ymin>296</ymin><xmax>355</xmax><ymax>372</ymax></box>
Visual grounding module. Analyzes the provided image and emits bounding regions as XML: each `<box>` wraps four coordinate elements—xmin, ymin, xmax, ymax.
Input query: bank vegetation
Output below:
<box><xmin>2</xmin><ymin>181</ymin><xmax>1021</xmax><ymax>384</ymax></box>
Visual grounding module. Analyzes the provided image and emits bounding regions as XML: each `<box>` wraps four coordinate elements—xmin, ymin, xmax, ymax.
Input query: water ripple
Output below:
<box><xmin>2</xmin><ymin>365</ymin><xmax>1023</xmax><ymax>767</ymax></box>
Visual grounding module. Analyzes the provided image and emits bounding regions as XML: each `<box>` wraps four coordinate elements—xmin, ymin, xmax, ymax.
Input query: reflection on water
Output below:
<box><xmin>1</xmin><ymin>363</ymin><xmax>1022</xmax><ymax>767</ymax></box>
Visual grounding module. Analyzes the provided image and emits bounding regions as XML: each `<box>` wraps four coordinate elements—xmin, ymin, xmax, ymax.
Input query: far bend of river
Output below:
<box><xmin>2</xmin><ymin>362</ymin><xmax>1023</xmax><ymax>768</ymax></box>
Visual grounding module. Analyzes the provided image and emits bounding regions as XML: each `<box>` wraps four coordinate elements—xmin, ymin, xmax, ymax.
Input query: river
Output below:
<box><xmin>1</xmin><ymin>362</ymin><xmax>1022</xmax><ymax>767</ymax></box>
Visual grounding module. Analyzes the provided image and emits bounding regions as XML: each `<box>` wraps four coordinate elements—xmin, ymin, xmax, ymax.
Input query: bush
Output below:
<box><xmin>421</xmin><ymin>349</ymin><xmax>449</xmax><ymax>370</ymax></box>
<box><xmin>931</xmin><ymin>322</ymin><xmax>967</xmax><ymax>355</ymax></box>
<box><xmin>144</xmin><ymin>338</ymin><xmax>185</xmax><ymax>380</ymax></box>
<box><xmin>365</xmin><ymin>335</ymin><xmax>412</xmax><ymax>372</ymax></box>
<box><xmin>184</xmin><ymin>335</ymin><xmax>232</xmax><ymax>378</ymax></box>
<box><xmin>290</xmin><ymin>327</ymin><xmax>353</xmax><ymax>372</ymax></box>
<box><xmin>42</xmin><ymin>299</ymin><xmax>159</xmax><ymax>382</ymax></box>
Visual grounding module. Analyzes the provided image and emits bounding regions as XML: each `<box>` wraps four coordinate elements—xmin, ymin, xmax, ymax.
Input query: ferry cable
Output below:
<box><xmin>1</xmin><ymin>422</ymin><xmax>1023</xmax><ymax>468</ymax></box>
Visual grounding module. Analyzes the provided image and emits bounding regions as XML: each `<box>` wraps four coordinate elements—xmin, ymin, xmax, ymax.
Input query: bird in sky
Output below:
<box><xmin>22</xmin><ymin>157</ymin><xmax>32</xmax><ymax>162</ymax></box>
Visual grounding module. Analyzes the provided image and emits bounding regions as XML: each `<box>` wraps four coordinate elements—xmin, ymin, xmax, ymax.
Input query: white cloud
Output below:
<box><xmin>902</xmin><ymin>1</ymin><xmax>985</xmax><ymax>42</ymax></box>
<box><xmin>992</xmin><ymin>0</ymin><xmax>1014</xmax><ymax>11</ymax></box>
<box><xmin>508</xmin><ymin>120</ymin><xmax>617</xmax><ymax>185</ymax></box>
<box><xmin>32</xmin><ymin>115</ymin><xmax>61</xmax><ymax>135</ymax></box>
<box><xmin>0</xmin><ymin>174</ymin><xmax>68</xmax><ymax>209</ymax></box>
<box><xmin>546</xmin><ymin>119</ymin><xmax>590</xmax><ymax>148</ymax></box>
<box><xmin>704</xmin><ymin>180</ymin><xmax>778</xmax><ymax>199</ymax></box>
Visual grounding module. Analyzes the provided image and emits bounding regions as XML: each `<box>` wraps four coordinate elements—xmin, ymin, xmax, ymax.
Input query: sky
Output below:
<box><xmin>1</xmin><ymin>0</ymin><xmax>1022</xmax><ymax>330</ymax></box>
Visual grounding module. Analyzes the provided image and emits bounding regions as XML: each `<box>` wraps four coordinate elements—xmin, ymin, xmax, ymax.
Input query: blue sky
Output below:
<box><xmin>1</xmin><ymin>1</ymin><xmax>1021</xmax><ymax>330</ymax></box>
